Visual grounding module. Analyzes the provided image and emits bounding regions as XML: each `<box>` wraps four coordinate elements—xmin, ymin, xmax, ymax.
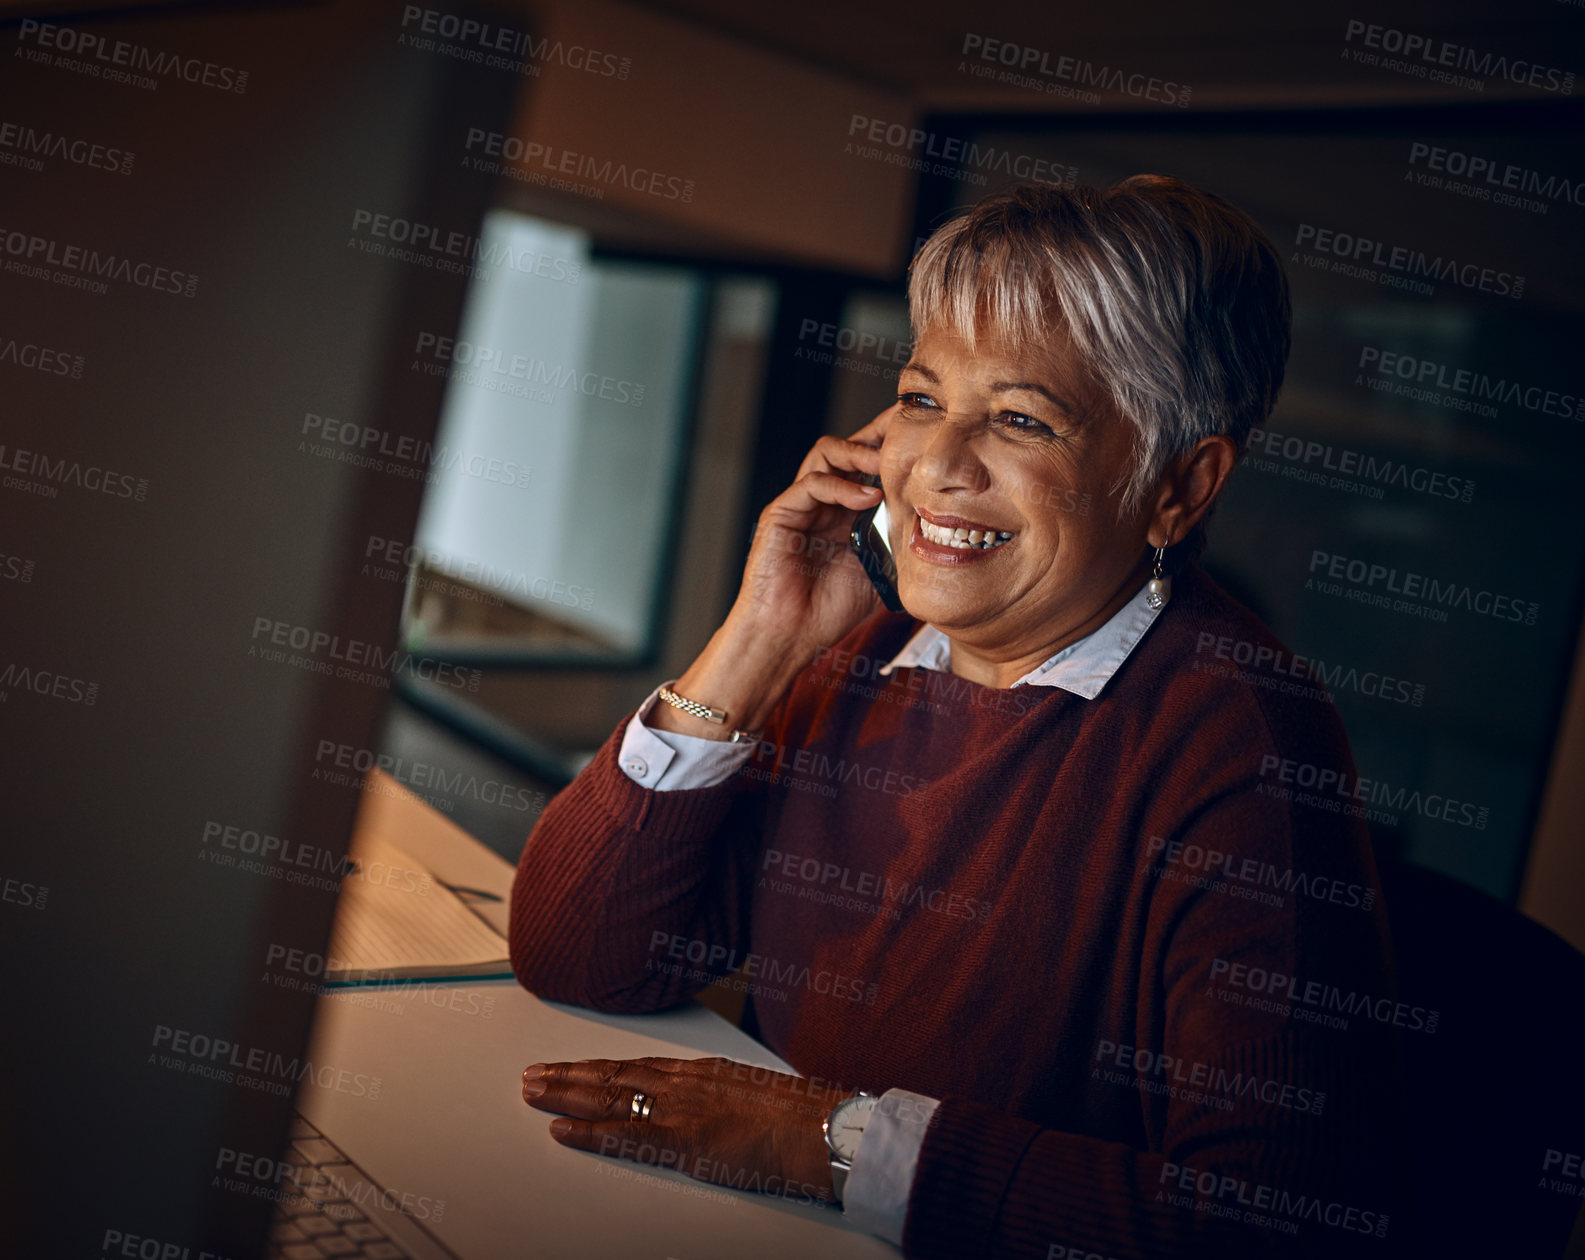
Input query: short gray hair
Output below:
<box><xmin>907</xmin><ymin>175</ymin><xmax>1291</xmax><ymax>537</ymax></box>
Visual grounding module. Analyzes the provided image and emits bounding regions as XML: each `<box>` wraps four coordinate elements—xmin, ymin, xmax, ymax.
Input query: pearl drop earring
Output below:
<box><xmin>1146</xmin><ymin>537</ymin><xmax>1172</xmax><ymax>610</ymax></box>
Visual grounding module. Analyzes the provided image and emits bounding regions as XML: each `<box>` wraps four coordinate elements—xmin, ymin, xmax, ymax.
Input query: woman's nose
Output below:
<box><xmin>913</xmin><ymin>415</ymin><xmax>990</xmax><ymax>494</ymax></box>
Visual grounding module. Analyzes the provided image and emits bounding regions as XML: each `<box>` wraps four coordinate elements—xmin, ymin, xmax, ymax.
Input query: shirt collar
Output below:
<box><xmin>875</xmin><ymin>580</ymin><xmax>1165</xmax><ymax>700</ymax></box>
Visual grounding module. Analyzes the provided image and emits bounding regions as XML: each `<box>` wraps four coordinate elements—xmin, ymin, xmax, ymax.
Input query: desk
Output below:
<box><xmin>298</xmin><ymin>770</ymin><xmax>897</xmax><ymax>1259</ymax></box>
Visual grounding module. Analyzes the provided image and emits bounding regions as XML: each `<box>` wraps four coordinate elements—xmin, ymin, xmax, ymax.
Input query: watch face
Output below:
<box><xmin>826</xmin><ymin>1092</ymin><xmax>879</xmax><ymax>1162</ymax></box>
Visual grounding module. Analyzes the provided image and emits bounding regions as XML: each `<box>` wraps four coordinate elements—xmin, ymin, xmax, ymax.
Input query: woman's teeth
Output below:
<box><xmin>918</xmin><ymin>518</ymin><xmax>1014</xmax><ymax>550</ymax></box>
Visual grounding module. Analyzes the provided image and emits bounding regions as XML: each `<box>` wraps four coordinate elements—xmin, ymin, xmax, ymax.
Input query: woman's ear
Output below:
<box><xmin>1148</xmin><ymin>436</ymin><xmax>1237</xmax><ymax>546</ymax></box>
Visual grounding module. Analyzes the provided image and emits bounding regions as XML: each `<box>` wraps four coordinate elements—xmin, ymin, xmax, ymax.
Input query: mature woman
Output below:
<box><xmin>510</xmin><ymin>176</ymin><xmax>1403</xmax><ymax>1259</ymax></box>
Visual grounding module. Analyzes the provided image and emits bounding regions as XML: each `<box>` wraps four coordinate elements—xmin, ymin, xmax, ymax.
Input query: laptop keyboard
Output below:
<box><xmin>264</xmin><ymin>1114</ymin><xmax>412</xmax><ymax>1260</ymax></box>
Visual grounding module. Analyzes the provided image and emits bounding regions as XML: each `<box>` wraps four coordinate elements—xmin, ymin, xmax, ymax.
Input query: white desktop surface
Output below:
<box><xmin>298</xmin><ymin>771</ymin><xmax>897</xmax><ymax>1260</ymax></box>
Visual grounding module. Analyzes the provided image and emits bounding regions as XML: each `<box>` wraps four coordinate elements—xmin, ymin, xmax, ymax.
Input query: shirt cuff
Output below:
<box><xmin>842</xmin><ymin>1089</ymin><xmax>940</xmax><ymax>1246</ymax></box>
<box><xmin>615</xmin><ymin>683</ymin><xmax>756</xmax><ymax>791</ymax></box>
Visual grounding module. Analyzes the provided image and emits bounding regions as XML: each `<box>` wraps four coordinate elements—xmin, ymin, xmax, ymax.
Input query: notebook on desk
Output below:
<box><xmin>323</xmin><ymin>780</ymin><xmax>512</xmax><ymax>984</ymax></box>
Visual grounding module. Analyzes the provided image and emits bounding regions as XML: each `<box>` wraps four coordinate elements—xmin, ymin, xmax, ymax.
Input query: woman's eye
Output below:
<box><xmin>897</xmin><ymin>392</ymin><xmax>939</xmax><ymax>412</ymax></box>
<box><xmin>998</xmin><ymin>411</ymin><xmax>1054</xmax><ymax>436</ymax></box>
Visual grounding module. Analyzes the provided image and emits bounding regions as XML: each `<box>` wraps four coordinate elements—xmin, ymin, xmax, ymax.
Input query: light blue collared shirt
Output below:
<box><xmin>615</xmin><ymin>580</ymin><xmax>1166</xmax><ymax>1246</ymax></box>
<box><xmin>873</xmin><ymin>578</ymin><xmax>1164</xmax><ymax>698</ymax></box>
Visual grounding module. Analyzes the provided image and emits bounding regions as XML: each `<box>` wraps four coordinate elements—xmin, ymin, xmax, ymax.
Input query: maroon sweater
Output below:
<box><xmin>510</xmin><ymin>565</ymin><xmax>1405</xmax><ymax>1259</ymax></box>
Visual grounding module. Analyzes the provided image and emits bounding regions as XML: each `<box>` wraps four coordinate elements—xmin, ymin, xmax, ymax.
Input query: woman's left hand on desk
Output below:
<box><xmin>522</xmin><ymin>1056</ymin><xmax>845</xmax><ymax>1206</ymax></box>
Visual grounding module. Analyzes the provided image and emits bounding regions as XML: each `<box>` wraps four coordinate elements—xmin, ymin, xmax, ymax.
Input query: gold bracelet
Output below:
<box><xmin>657</xmin><ymin>686</ymin><xmax>762</xmax><ymax>743</ymax></box>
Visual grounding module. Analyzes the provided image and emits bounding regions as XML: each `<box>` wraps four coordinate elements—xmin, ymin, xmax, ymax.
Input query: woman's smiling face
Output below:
<box><xmin>880</xmin><ymin>322</ymin><xmax>1154</xmax><ymax>659</ymax></box>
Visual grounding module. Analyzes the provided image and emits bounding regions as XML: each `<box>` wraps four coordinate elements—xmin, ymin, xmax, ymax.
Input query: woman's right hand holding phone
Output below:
<box><xmin>647</xmin><ymin>406</ymin><xmax>897</xmax><ymax>741</ymax></box>
<box><xmin>732</xmin><ymin>405</ymin><xmax>896</xmax><ymax>655</ymax></box>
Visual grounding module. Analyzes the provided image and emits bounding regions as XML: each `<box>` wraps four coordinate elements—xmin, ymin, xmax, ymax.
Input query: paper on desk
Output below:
<box><xmin>324</xmin><ymin>827</ymin><xmax>511</xmax><ymax>983</ymax></box>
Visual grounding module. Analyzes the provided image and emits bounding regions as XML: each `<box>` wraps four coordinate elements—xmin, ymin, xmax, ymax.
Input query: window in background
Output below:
<box><xmin>402</xmin><ymin>209</ymin><xmax>706</xmax><ymax>664</ymax></box>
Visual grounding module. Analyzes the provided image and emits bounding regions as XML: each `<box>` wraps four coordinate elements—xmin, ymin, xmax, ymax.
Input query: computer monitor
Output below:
<box><xmin>0</xmin><ymin>2</ymin><xmax>517</xmax><ymax>1253</ymax></box>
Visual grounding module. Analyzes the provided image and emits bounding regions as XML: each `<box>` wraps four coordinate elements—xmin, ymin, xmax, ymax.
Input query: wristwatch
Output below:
<box><xmin>823</xmin><ymin>1090</ymin><xmax>878</xmax><ymax>1204</ymax></box>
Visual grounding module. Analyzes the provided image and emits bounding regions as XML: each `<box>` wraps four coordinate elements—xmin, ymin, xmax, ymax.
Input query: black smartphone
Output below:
<box><xmin>848</xmin><ymin>473</ymin><xmax>904</xmax><ymax>612</ymax></box>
